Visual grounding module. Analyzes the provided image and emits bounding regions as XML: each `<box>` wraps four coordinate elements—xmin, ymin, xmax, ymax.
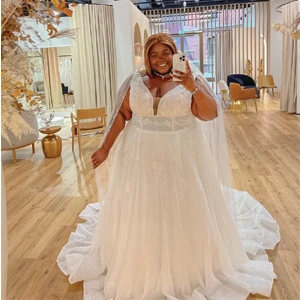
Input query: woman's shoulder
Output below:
<box><xmin>131</xmin><ymin>71</ymin><xmax>149</xmax><ymax>84</ymax></box>
<box><xmin>139</xmin><ymin>70</ymin><xmax>147</xmax><ymax>77</ymax></box>
<box><xmin>134</xmin><ymin>70</ymin><xmax>148</xmax><ymax>79</ymax></box>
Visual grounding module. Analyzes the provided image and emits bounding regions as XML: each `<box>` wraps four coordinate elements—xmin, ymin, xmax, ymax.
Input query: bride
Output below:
<box><xmin>57</xmin><ymin>33</ymin><xmax>280</xmax><ymax>300</ymax></box>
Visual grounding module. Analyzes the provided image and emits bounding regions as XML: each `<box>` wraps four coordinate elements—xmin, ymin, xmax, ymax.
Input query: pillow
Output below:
<box><xmin>37</xmin><ymin>84</ymin><xmax>44</xmax><ymax>91</ymax></box>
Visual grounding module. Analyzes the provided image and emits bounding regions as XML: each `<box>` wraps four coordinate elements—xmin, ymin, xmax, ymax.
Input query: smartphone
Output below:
<box><xmin>172</xmin><ymin>53</ymin><xmax>187</xmax><ymax>81</ymax></box>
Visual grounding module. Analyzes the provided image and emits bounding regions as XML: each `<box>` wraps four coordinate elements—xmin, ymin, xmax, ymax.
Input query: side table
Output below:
<box><xmin>39</xmin><ymin>126</ymin><xmax>62</xmax><ymax>158</ymax></box>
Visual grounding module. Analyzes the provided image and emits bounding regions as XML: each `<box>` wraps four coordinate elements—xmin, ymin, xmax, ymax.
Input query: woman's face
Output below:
<box><xmin>149</xmin><ymin>43</ymin><xmax>173</xmax><ymax>75</ymax></box>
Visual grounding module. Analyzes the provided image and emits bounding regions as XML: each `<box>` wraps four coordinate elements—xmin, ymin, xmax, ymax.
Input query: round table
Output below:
<box><xmin>39</xmin><ymin>126</ymin><xmax>62</xmax><ymax>158</ymax></box>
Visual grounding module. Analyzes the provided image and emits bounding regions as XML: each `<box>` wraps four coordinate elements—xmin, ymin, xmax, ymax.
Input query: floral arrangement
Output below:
<box><xmin>272</xmin><ymin>12</ymin><xmax>300</xmax><ymax>39</ymax></box>
<box><xmin>1</xmin><ymin>0</ymin><xmax>76</xmax><ymax>144</ymax></box>
<box><xmin>244</xmin><ymin>59</ymin><xmax>253</xmax><ymax>77</ymax></box>
<box><xmin>257</xmin><ymin>59</ymin><xmax>263</xmax><ymax>77</ymax></box>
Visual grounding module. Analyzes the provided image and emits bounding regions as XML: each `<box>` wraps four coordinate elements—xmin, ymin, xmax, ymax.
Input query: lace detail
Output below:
<box><xmin>132</xmin><ymin>114</ymin><xmax>195</xmax><ymax>132</ymax></box>
<box><xmin>129</xmin><ymin>74</ymin><xmax>192</xmax><ymax>118</ymax></box>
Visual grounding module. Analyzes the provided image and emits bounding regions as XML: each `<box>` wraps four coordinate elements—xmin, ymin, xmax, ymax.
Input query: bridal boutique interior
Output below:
<box><xmin>1</xmin><ymin>0</ymin><xmax>299</xmax><ymax>299</ymax></box>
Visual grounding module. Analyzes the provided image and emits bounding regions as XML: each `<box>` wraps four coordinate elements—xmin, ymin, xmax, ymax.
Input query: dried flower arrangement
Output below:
<box><xmin>1</xmin><ymin>0</ymin><xmax>77</xmax><ymax>144</ymax></box>
<box><xmin>272</xmin><ymin>12</ymin><xmax>300</xmax><ymax>40</ymax></box>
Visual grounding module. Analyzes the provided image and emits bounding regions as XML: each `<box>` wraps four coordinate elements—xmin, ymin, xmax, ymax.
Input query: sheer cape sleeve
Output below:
<box><xmin>190</xmin><ymin>65</ymin><xmax>238</xmax><ymax>225</ymax></box>
<box><xmin>94</xmin><ymin>73</ymin><xmax>135</xmax><ymax>202</ymax></box>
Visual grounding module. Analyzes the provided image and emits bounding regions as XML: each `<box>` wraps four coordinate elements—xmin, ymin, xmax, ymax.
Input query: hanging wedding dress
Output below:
<box><xmin>57</xmin><ymin>71</ymin><xmax>280</xmax><ymax>300</ymax></box>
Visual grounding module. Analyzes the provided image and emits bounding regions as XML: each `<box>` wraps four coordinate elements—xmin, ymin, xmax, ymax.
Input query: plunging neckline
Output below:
<box><xmin>139</xmin><ymin>74</ymin><xmax>181</xmax><ymax>116</ymax></box>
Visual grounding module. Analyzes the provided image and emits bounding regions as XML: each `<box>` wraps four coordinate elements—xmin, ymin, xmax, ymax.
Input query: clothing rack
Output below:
<box><xmin>275</xmin><ymin>0</ymin><xmax>297</xmax><ymax>13</ymax></box>
<box><xmin>28</xmin><ymin>54</ymin><xmax>72</xmax><ymax>58</ymax></box>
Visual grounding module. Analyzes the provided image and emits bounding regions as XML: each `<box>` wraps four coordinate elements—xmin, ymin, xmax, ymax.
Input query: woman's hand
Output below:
<box><xmin>91</xmin><ymin>146</ymin><xmax>109</xmax><ymax>169</ymax></box>
<box><xmin>172</xmin><ymin>60</ymin><xmax>197</xmax><ymax>93</ymax></box>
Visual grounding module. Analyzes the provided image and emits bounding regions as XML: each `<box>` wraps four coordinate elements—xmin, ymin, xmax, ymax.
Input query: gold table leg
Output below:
<box><xmin>230</xmin><ymin>101</ymin><xmax>242</xmax><ymax>111</ymax></box>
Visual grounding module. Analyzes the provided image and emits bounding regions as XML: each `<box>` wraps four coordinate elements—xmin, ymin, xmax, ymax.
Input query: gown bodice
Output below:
<box><xmin>129</xmin><ymin>73</ymin><xmax>192</xmax><ymax>118</ymax></box>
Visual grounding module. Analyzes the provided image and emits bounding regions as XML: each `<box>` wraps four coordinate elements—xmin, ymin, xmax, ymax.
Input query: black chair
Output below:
<box><xmin>61</xmin><ymin>83</ymin><xmax>70</xmax><ymax>105</ymax></box>
<box><xmin>227</xmin><ymin>74</ymin><xmax>260</xmax><ymax>97</ymax></box>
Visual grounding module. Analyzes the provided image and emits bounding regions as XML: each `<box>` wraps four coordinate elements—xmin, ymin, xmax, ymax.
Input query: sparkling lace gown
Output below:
<box><xmin>57</xmin><ymin>74</ymin><xmax>280</xmax><ymax>300</ymax></box>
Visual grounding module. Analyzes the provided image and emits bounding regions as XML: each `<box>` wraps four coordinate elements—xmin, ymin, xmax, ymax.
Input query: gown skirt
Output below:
<box><xmin>57</xmin><ymin>113</ymin><xmax>280</xmax><ymax>300</ymax></box>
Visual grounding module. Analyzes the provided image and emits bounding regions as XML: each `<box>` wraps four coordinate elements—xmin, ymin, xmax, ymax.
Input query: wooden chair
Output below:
<box><xmin>257</xmin><ymin>75</ymin><xmax>279</xmax><ymax>98</ymax></box>
<box><xmin>70</xmin><ymin>107</ymin><xmax>106</xmax><ymax>156</ymax></box>
<box><xmin>229</xmin><ymin>83</ymin><xmax>258</xmax><ymax>114</ymax></box>
<box><xmin>217</xmin><ymin>80</ymin><xmax>231</xmax><ymax>108</ymax></box>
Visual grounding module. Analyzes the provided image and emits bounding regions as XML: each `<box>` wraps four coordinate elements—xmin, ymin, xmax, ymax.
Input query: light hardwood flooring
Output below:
<box><xmin>2</xmin><ymin>94</ymin><xmax>299</xmax><ymax>300</ymax></box>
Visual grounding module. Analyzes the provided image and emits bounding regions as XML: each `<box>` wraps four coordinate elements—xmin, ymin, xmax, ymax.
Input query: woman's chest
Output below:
<box><xmin>129</xmin><ymin>75</ymin><xmax>192</xmax><ymax>118</ymax></box>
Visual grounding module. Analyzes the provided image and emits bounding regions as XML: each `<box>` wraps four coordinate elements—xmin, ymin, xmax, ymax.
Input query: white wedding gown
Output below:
<box><xmin>57</xmin><ymin>74</ymin><xmax>280</xmax><ymax>300</ymax></box>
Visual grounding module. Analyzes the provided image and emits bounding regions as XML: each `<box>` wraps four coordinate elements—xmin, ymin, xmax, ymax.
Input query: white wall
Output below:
<box><xmin>57</xmin><ymin>46</ymin><xmax>72</xmax><ymax>56</ymax></box>
<box><xmin>130</xmin><ymin>3</ymin><xmax>150</xmax><ymax>46</ymax></box>
<box><xmin>113</xmin><ymin>1</ymin><xmax>150</xmax><ymax>89</ymax></box>
<box><xmin>113</xmin><ymin>1</ymin><xmax>135</xmax><ymax>89</ymax></box>
<box><xmin>269</xmin><ymin>0</ymin><xmax>286</xmax><ymax>90</ymax></box>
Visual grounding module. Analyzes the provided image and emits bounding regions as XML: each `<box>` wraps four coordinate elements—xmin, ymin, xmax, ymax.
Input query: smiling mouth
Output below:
<box><xmin>157</xmin><ymin>63</ymin><xmax>167</xmax><ymax>67</ymax></box>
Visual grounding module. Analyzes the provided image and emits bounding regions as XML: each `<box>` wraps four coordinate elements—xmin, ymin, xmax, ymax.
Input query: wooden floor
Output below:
<box><xmin>2</xmin><ymin>94</ymin><xmax>299</xmax><ymax>300</ymax></box>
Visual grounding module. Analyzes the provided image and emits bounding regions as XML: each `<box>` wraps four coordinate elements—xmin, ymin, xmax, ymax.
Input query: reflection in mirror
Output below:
<box><xmin>134</xmin><ymin>23</ymin><xmax>143</xmax><ymax>68</ymax></box>
<box><xmin>28</xmin><ymin>46</ymin><xmax>74</xmax><ymax>111</ymax></box>
<box><xmin>144</xmin><ymin>29</ymin><xmax>149</xmax><ymax>44</ymax></box>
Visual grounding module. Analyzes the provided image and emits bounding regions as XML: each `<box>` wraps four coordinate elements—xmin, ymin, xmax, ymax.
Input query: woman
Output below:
<box><xmin>58</xmin><ymin>33</ymin><xmax>280</xmax><ymax>300</ymax></box>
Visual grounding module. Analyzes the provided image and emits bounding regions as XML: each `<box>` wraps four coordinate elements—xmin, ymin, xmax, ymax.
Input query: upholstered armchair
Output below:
<box><xmin>32</xmin><ymin>81</ymin><xmax>45</xmax><ymax>95</ymax></box>
<box><xmin>1</xmin><ymin>111</ymin><xmax>39</xmax><ymax>163</ymax></box>
<box><xmin>227</xmin><ymin>74</ymin><xmax>259</xmax><ymax>97</ymax></box>
<box><xmin>229</xmin><ymin>83</ymin><xmax>258</xmax><ymax>114</ymax></box>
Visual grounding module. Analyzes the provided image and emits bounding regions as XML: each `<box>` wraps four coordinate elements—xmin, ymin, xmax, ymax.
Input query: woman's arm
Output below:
<box><xmin>172</xmin><ymin>60</ymin><xmax>218</xmax><ymax>121</ymax></box>
<box><xmin>91</xmin><ymin>88</ymin><xmax>132</xmax><ymax>169</ymax></box>
<box><xmin>191</xmin><ymin>79</ymin><xmax>218</xmax><ymax>121</ymax></box>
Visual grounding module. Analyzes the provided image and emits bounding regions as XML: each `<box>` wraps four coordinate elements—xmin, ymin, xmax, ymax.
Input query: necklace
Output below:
<box><xmin>153</xmin><ymin>70</ymin><xmax>172</xmax><ymax>79</ymax></box>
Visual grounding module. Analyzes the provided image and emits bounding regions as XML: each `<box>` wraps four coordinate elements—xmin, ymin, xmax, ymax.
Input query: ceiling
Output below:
<box><xmin>35</xmin><ymin>0</ymin><xmax>268</xmax><ymax>13</ymax></box>
<box><xmin>132</xmin><ymin>0</ymin><xmax>268</xmax><ymax>11</ymax></box>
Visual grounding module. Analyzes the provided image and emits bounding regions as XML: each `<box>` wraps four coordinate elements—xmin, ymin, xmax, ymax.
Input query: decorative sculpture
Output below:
<box><xmin>244</xmin><ymin>59</ymin><xmax>253</xmax><ymax>77</ymax></box>
<box><xmin>257</xmin><ymin>59</ymin><xmax>263</xmax><ymax>76</ymax></box>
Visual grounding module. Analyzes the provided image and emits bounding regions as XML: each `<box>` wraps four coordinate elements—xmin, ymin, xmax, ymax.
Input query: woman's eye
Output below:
<box><xmin>152</xmin><ymin>55</ymin><xmax>158</xmax><ymax>59</ymax></box>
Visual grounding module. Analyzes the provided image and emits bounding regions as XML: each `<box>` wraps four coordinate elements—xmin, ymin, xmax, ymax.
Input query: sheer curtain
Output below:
<box><xmin>215</xmin><ymin>31</ymin><xmax>232</xmax><ymax>87</ymax></box>
<box><xmin>280</xmin><ymin>1</ymin><xmax>298</xmax><ymax>113</ymax></box>
<box><xmin>42</xmin><ymin>48</ymin><xmax>64</xmax><ymax>109</ymax></box>
<box><xmin>70</xmin><ymin>4</ymin><xmax>117</xmax><ymax>113</ymax></box>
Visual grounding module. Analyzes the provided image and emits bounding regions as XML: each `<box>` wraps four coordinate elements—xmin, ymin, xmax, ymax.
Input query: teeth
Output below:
<box><xmin>158</xmin><ymin>63</ymin><xmax>166</xmax><ymax>67</ymax></box>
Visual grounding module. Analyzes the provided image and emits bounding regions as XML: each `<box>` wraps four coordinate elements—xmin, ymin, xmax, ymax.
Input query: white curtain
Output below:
<box><xmin>280</xmin><ymin>1</ymin><xmax>298</xmax><ymax>113</ymax></box>
<box><xmin>70</xmin><ymin>4</ymin><xmax>117</xmax><ymax>113</ymax></box>
<box><xmin>1</xmin><ymin>165</ymin><xmax>7</xmax><ymax>300</ymax></box>
<box><xmin>216</xmin><ymin>31</ymin><xmax>232</xmax><ymax>88</ymax></box>
<box><xmin>59</xmin><ymin>57</ymin><xmax>73</xmax><ymax>92</ymax></box>
<box><xmin>42</xmin><ymin>48</ymin><xmax>64</xmax><ymax>109</ymax></box>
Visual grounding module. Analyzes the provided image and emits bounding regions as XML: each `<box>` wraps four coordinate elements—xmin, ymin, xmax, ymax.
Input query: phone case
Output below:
<box><xmin>173</xmin><ymin>53</ymin><xmax>187</xmax><ymax>81</ymax></box>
